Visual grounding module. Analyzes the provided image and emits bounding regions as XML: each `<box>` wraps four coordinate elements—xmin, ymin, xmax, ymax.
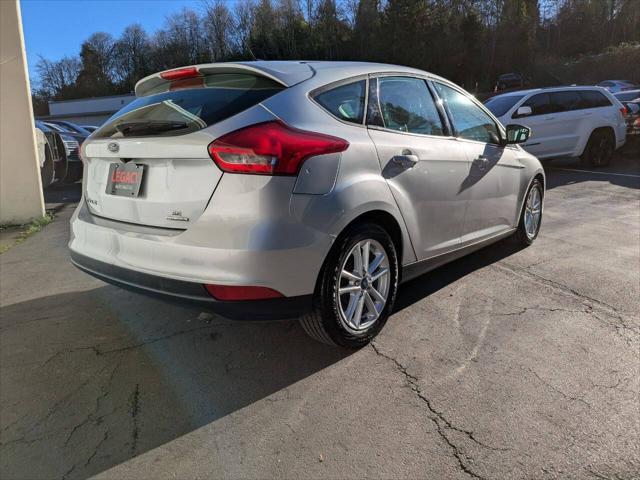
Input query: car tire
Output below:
<box><xmin>299</xmin><ymin>223</ymin><xmax>399</xmax><ymax>348</ymax></box>
<box><xmin>514</xmin><ymin>178</ymin><xmax>543</xmax><ymax>246</ymax></box>
<box><xmin>581</xmin><ymin>130</ymin><xmax>614</xmax><ymax>168</ymax></box>
<box><xmin>63</xmin><ymin>163</ymin><xmax>83</xmax><ymax>184</ymax></box>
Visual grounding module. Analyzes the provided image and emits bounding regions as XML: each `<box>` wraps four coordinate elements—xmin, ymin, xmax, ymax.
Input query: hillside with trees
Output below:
<box><xmin>32</xmin><ymin>0</ymin><xmax>640</xmax><ymax>113</ymax></box>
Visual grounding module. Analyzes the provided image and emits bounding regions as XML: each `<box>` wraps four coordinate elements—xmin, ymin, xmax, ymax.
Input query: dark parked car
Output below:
<box><xmin>41</xmin><ymin>121</ymin><xmax>85</xmax><ymax>182</ymax></box>
<box><xmin>47</xmin><ymin>120</ymin><xmax>92</xmax><ymax>137</ymax></box>
<box><xmin>34</xmin><ymin>120</ymin><xmax>68</xmax><ymax>186</ymax></box>
<box><xmin>496</xmin><ymin>73</ymin><xmax>524</xmax><ymax>90</ymax></box>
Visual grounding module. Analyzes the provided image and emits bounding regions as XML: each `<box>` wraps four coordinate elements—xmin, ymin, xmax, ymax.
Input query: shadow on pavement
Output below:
<box><xmin>395</xmin><ymin>237</ymin><xmax>524</xmax><ymax>313</ymax></box>
<box><xmin>0</xmin><ymin>286</ymin><xmax>349</xmax><ymax>479</ymax></box>
<box><xmin>543</xmin><ymin>152</ymin><xmax>640</xmax><ymax>190</ymax></box>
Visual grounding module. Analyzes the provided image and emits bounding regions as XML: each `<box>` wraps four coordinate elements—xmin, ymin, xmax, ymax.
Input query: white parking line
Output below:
<box><xmin>547</xmin><ymin>167</ymin><xmax>640</xmax><ymax>178</ymax></box>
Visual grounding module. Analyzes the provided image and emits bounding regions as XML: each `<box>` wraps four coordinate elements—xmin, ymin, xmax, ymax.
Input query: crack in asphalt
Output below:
<box><xmin>63</xmin><ymin>355</ymin><xmax>122</xmax><ymax>448</ymax></box>
<box><xmin>495</xmin><ymin>262</ymin><xmax>639</xmax><ymax>346</ymax></box>
<box><xmin>370</xmin><ymin>342</ymin><xmax>509</xmax><ymax>480</ymax></box>
<box><xmin>519</xmin><ymin>365</ymin><xmax>592</xmax><ymax>408</ymax></box>
<box><xmin>34</xmin><ymin>323</ymin><xmax>228</xmax><ymax>368</ymax></box>
<box><xmin>128</xmin><ymin>383</ymin><xmax>140</xmax><ymax>455</ymax></box>
<box><xmin>85</xmin><ymin>430</ymin><xmax>109</xmax><ymax>467</ymax></box>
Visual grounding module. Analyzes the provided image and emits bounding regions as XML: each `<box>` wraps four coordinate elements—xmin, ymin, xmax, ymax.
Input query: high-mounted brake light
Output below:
<box><xmin>207</xmin><ymin>121</ymin><xmax>349</xmax><ymax>176</ymax></box>
<box><xmin>160</xmin><ymin>67</ymin><xmax>200</xmax><ymax>81</ymax></box>
<box><xmin>204</xmin><ymin>284</ymin><xmax>283</xmax><ymax>301</ymax></box>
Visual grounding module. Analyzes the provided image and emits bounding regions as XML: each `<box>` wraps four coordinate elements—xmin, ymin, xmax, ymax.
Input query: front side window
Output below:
<box><xmin>515</xmin><ymin>93</ymin><xmax>552</xmax><ymax>118</ymax></box>
<box><xmin>434</xmin><ymin>82</ymin><xmax>500</xmax><ymax>144</ymax></box>
<box><xmin>370</xmin><ymin>76</ymin><xmax>444</xmax><ymax>136</ymax></box>
<box><xmin>94</xmin><ymin>74</ymin><xmax>284</xmax><ymax>138</ymax></box>
<box><xmin>313</xmin><ymin>80</ymin><xmax>366</xmax><ymax>124</ymax></box>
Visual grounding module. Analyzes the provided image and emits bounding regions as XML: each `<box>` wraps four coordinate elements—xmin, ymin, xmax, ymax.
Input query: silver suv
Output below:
<box><xmin>70</xmin><ymin>61</ymin><xmax>544</xmax><ymax>347</ymax></box>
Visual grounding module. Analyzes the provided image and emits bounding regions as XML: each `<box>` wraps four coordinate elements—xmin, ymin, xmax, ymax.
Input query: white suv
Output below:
<box><xmin>485</xmin><ymin>86</ymin><xmax>627</xmax><ymax>166</ymax></box>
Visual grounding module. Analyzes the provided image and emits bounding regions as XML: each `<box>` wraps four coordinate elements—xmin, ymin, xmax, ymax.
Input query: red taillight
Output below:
<box><xmin>204</xmin><ymin>284</ymin><xmax>283</xmax><ymax>301</ymax></box>
<box><xmin>160</xmin><ymin>67</ymin><xmax>200</xmax><ymax>81</ymax></box>
<box><xmin>620</xmin><ymin>106</ymin><xmax>629</xmax><ymax>118</ymax></box>
<box><xmin>207</xmin><ymin>121</ymin><xmax>349</xmax><ymax>176</ymax></box>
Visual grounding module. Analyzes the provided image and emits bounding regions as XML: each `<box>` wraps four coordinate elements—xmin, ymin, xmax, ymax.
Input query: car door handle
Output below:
<box><xmin>473</xmin><ymin>155</ymin><xmax>489</xmax><ymax>169</ymax></box>
<box><xmin>391</xmin><ymin>154</ymin><xmax>419</xmax><ymax>168</ymax></box>
<box><xmin>544</xmin><ymin>115</ymin><xmax>555</xmax><ymax>120</ymax></box>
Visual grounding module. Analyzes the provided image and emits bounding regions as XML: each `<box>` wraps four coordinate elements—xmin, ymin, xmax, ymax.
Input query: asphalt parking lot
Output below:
<box><xmin>1</xmin><ymin>154</ymin><xmax>639</xmax><ymax>480</ymax></box>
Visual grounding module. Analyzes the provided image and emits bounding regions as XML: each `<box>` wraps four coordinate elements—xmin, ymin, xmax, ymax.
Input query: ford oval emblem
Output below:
<box><xmin>107</xmin><ymin>142</ymin><xmax>119</xmax><ymax>153</ymax></box>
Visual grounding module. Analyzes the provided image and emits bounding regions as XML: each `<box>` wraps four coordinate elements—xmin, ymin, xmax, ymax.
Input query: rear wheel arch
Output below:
<box><xmin>581</xmin><ymin>126</ymin><xmax>615</xmax><ymax>155</ymax></box>
<box><xmin>314</xmin><ymin>209</ymin><xmax>404</xmax><ymax>295</ymax></box>
<box><xmin>581</xmin><ymin>127</ymin><xmax>615</xmax><ymax>166</ymax></box>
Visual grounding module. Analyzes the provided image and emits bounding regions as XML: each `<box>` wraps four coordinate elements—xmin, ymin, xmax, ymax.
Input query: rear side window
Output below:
<box><xmin>485</xmin><ymin>95</ymin><xmax>525</xmax><ymax>117</ymax></box>
<box><xmin>313</xmin><ymin>80</ymin><xmax>366</xmax><ymax>124</ymax></box>
<box><xmin>550</xmin><ymin>91</ymin><xmax>583</xmax><ymax>112</ymax></box>
<box><xmin>579</xmin><ymin>90</ymin><xmax>612</xmax><ymax>108</ymax></box>
<box><xmin>371</xmin><ymin>76</ymin><xmax>444</xmax><ymax>136</ymax></box>
<box><xmin>94</xmin><ymin>74</ymin><xmax>284</xmax><ymax>138</ymax></box>
<box><xmin>515</xmin><ymin>93</ymin><xmax>552</xmax><ymax>117</ymax></box>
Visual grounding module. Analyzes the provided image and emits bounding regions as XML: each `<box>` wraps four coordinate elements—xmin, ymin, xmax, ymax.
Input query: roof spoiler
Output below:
<box><xmin>134</xmin><ymin>62</ymin><xmax>314</xmax><ymax>97</ymax></box>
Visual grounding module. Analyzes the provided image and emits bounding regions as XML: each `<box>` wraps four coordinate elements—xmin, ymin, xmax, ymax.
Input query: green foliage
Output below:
<box><xmin>0</xmin><ymin>213</ymin><xmax>54</xmax><ymax>255</ymax></box>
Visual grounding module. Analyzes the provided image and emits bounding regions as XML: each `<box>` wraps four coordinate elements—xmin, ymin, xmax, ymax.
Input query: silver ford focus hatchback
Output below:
<box><xmin>70</xmin><ymin>61</ymin><xmax>544</xmax><ymax>348</ymax></box>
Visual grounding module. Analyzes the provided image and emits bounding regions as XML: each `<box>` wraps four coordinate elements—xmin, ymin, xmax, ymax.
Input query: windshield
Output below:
<box><xmin>484</xmin><ymin>95</ymin><xmax>525</xmax><ymax>117</ymax></box>
<box><xmin>93</xmin><ymin>74</ymin><xmax>284</xmax><ymax>139</ymax></box>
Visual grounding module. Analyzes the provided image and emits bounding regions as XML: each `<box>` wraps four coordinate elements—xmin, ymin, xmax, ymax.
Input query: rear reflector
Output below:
<box><xmin>208</xmin><ymin>120</ymin><xmax>348</xmax><ymax>175</ymax></box>
<box><xmin>160</xmin><ymin>67</ymin><xmax>201</xmax><ymax>81</ymax></box>
<box><xmin>204</xmin><ymin>284</ymin><xmax>284</xmax><ymax>301</ymax></box>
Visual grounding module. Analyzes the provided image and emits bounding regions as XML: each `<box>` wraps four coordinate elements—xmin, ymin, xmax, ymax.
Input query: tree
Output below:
<box><xmin>203</xmin><ymin>0</ymin><xmax>235</xmax><ymax>61</ymax></box>
<box><xmin>35</xmin><ymin>55</ymin><xmax>81</xmax><ymax>98</ymax></box>
<box><xmin>74</xmin><ymin>32</ymin><xmax>116</xmax><ymax>98</ymax></box>
<box><xmin>113</xmin><ymin>24</ymin><xmax>150</xmax><ymax>92</ymax></box>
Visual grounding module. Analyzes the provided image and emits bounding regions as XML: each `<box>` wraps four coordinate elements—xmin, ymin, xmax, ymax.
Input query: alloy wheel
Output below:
<box><xmin>524</xmin><ymin>185</ymin><xmax>542</xmax><ymax>239</ymax></box>
<box><xmin>337</xmin><ymin>239</ymin><xmax>390</xmax><ymax>331</ymax></box>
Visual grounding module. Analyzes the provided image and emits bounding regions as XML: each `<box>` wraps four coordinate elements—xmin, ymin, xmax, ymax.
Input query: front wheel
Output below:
<box><xmin>514</xmin><ymin>178</ymin><xmax>543</xmax><ymax>246</ymax></box>
<box><xmin>300</xmin><ymin>223</ymin><xmax>399</xmax><ymax>348</ymax></box>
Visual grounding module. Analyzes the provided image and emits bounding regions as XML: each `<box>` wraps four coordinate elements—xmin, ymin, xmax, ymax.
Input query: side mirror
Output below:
<box><xmin>505</xmin><ymin>124</ymin><xmax>531</xmax><ymax>144</ymax></box>
<box><xmin>516</xmin><ymin>106</ymin><xmax>532</xmax><ymax>117</ymax></box>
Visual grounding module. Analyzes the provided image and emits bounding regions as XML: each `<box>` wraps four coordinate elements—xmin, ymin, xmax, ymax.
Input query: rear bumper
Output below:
<box><xmin>70</xmin><ymin>250</ymin><xmax>312</xmax><ymax>320</ymax></box>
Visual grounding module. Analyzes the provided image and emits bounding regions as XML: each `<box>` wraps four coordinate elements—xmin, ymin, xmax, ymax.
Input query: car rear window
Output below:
<box><xmin>93</xmin><ymin>74</ymin><xmax>284</xmax><ymax>138</ymax></box>
<box><xmin>484</xmin><ymin>95</ymin><xmax>525</xmax><ymax>117</ymax></box>
<box><xmin>313</xmin><ymin>80</ymin><xmax>366</xmax><ymax>124</ymax></box>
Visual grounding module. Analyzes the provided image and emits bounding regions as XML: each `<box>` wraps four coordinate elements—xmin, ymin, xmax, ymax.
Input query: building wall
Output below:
<box><xmin>0</xmin><ymin>0</ymin><xmax>45</xmax><ymax>224</ymax></box>
<box><xmin>49</xmin><ymin>95</ymin><xmax>135</xmax><ymax>116</ymax></box>
<box><xmin>48</xmin><ymin>114</ymin><xmax>114</xmax><ymax>127</ymax></box>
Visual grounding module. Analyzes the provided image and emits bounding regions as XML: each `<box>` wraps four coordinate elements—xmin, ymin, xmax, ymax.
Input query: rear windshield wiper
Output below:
<box><xmin>114</xmin><ymin>120</ymin><xmax>189</xmax><ymax>136</ymax></box>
